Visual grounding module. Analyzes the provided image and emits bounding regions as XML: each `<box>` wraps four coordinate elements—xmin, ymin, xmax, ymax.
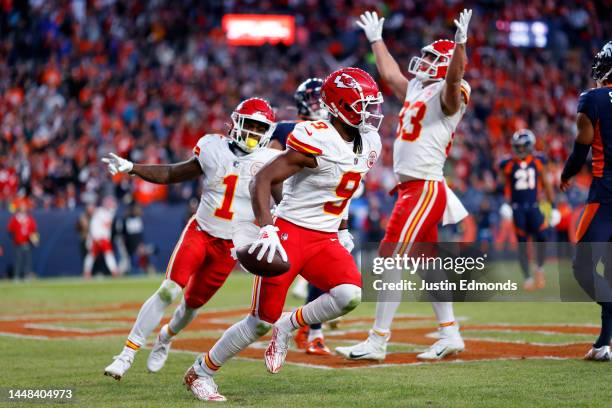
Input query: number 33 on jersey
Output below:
<box><xmin>394</xmin><ymin>78</ymin><xmax>471</xmax><ymax>181</ymax></box>
<box><xmin>275</xmin><ymin>120</ymin><xmax>382</xmax><ymax>232</ymax></box>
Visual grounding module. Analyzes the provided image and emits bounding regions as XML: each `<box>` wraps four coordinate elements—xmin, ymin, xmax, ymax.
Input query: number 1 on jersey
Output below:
<box><xmin>323</xmin><ymin>172</ymin><xmax>362</xmax><ymax>215</ymax></box>
<box><xmin>214</xmin><ymin>174</ymin><xmax>238</xmax><ymax>220</ymax></box>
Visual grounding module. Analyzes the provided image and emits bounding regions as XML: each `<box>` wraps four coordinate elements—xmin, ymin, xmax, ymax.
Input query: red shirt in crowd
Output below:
<box><xmin>7</xmin><ymin>213</ymin><xmax>37</xmax><ymax>245</ymax></box>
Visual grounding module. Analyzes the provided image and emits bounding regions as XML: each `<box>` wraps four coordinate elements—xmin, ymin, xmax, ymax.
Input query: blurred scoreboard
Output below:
<box><xmin>222</xmin><ymin>14</ymin><xmax>295</xmax><ymax>46</ymax></box>
<box><xmin>497</xmin><ymin>20</ymin><xmax>548</xmax><ymax>48</ymax></box>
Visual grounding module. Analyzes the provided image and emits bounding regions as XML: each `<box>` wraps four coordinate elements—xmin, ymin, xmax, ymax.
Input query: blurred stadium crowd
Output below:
<box><xmin>1</xmin><ymin>0</ymin><xmax>611</xmax><ymax>247</ymax></box>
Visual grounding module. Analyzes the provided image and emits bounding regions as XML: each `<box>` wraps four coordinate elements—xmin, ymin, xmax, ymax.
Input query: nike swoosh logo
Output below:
<box><xmin>349</xmin><ymin>352</ymin><xmax>370</xmax><ymax>358</ymax></box>
<box><xmin>436</xmin><ymin>347</ymin><xmax>448</xmax><ymax>357</ymax></box>
<box><xmin>330</xmin><ymin>238</ymin><xmax>338</xmax><ymax>242</ymax></box>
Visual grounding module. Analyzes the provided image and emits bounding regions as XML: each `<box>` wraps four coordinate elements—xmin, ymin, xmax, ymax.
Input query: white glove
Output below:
<box><xmin>101</xmin><ymin>153</ymin><xmax>133</xmax><ymax>175</ymax></box>
<box><xmin>248</xmin><ymin>225</ymin><xmax>288</xmax><ymax>263</ymax></box>
<box><xmin>453</xmin><ymin>8</ymin><xmax>472</xmax><ymax>44</ymax></box>
<box><xmin>356</xmin><ymin>11</ymin><xmax>385</xmax><ymax>43</ymax></box>
<box><xmin>338</xmin><ymin>229</ymin><xmax>355</xmax><ymax>253</ymax></box>
<box><xmin>550</xmin><ymin>208</ymin><xmax>561</xmax><ymax>228</ymax></box>
<box><xmin>499</xmin><ymin>203</ymin><xmax>513</xmax><ymax>220</ymax></box>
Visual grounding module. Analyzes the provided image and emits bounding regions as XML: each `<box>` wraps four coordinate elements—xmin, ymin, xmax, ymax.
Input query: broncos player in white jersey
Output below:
<box><xmin>101</xmin><ymin>98</ymin><xmax>281</xmax><ymax>380</ymax></box>
<box><xmin>183</xmin><ymin>67</ymin><xmax>382</xmax><ymax>401</ymax></box>
<box><xmin>336</xmin><ymin>9</ymin><xmax>473</xmax><ymax>362</ymax></box>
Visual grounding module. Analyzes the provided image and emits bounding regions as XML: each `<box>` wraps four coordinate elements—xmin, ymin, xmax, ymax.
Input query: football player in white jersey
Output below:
<box><xmin>83</xmin><ymin>196</ymin><xmax>119</xmax><ymax>278</ymax></box>
<box><xmin>101</xmin><ymin>98</ymin><xmax>281</xmax><ymax>381</ymax></box>
<box><xmin>183</xmin><ymin>67</ymin><xmax>382</xmax><ymax>401</ymax></box>
<box><xmin>336</xmin><ymin>9</ymin><xmax>473</xmax><ymax>362</ymax></box>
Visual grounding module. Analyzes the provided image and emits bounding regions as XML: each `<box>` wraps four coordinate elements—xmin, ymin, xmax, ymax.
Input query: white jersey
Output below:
<box><xmin>393</xmin><ymin>78</ymin><xmax>470</xmax><ymax>181</ymax></box>
<box><xmin>89</xmin><ymin>208</ymin><xmax>114</xmax><ymax>241</ymax></box>
<box><xmin>193</xmin><ymin>134</ymin><xmax>281</xmax><ymax>240</ymax></box>
<box><xmin>275</xmin><ymin>120</ymin><xmax>381</xmax><ymax>232</ymax></box>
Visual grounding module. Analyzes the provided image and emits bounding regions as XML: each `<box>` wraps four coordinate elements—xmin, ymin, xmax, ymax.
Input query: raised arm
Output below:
<box><xmin>441</xmin><ymin>9</ymin><xmax>472</xmax><ymax>116</ymax></box>
<box><xmin>102</xmin><ymin>153</ymin><xmax>203</xmax><ymax>184</ymax></box>
<box><xmin>357</xmin><ymin>11</ymin><xmax>409</xmax><ymax>101</ymax></box>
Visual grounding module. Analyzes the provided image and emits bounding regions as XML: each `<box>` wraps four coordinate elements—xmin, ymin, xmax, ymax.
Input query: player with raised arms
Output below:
<box><xmin>182</xmin><ymin>67</ymin><xmax>382</xmax><ymax>401</ymax></box>
<box><xmin>337</xmin><ymin>9</ymin><xmax>473</xmax><ymax>361</ymax></box>
<box><xmin>102</xmin><ymin>98</ymin><xmax>281</xmax><ymax>380</ymax></box>
<box><xmin>560</xmin><ymin>41</ymin><xmax>612</xmax><ymax>361</ymax></box>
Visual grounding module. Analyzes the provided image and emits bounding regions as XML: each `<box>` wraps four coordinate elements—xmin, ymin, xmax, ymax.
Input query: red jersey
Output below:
<box><xmin>7</xmin><ymin>213</ymin><xmax>37</xmax><ymax>245</ymax></box>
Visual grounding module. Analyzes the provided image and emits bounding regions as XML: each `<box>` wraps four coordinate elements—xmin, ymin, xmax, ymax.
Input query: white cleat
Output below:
<box><xmin>265</xmin><ymin>326</ymin><xmax>292</xmax><ymax>374</ymax></box>
<box><xmin>428</xmin><ymin>323</ymin><xmax>462</xmax><ymax>340</ymax></box>
<box><xmin>183</xmin><ymin>358</ymin><xmax>226</xmax><ymax>402</ymax></box>
<box><xmin>147</xmin><ymin>330</ymin><xmax>172</xmax><ymax>373</ymax></box>
<box><xmin>584</xmin><ymin>345</ymin><xmax>611</xmax><ymax>361</ymax></box>
<box><xmin>335</xmin><ymin>330</ymin><xmax>388</xmax><ymax>361</ymax></box>
<box><xmin>417</xmin><ymin>335</ymin><xmax>465</xmax><ymax>360</ymax></box>
<box><xmin>104</xmin><ymin>354</ymin><xmax>133</xmax><ymax>380</ymax></box>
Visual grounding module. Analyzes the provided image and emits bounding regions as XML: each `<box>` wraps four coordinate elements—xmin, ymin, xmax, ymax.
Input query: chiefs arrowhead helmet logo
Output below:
<box><xmin>334</xmin><ymin>73</ymin><xmax>358</xmax><ymax>89</ymax></box>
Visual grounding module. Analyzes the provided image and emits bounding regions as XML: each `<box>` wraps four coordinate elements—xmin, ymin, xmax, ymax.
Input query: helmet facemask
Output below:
<box><xmin>321</xmin><ymin>92</ymin><xmax>384</xmax><ymax>133</ymax></box>
<box><xmin>512</xmin><ymin>143</ymin><xmax>532</xmax><ymax>159</ymax></box>
<box><xmin>352</xmin><ymin>94</ymin><xmax>384</xmax><ymax>133</ymax></box>
<box><xmin>408</xmin><ymin>50</ymin><xmax>451</xmax><ymax>81</ymax></box>
<box><xmin>298</xmin><ymin>92</ymin><xmax>329</xmax><ymax>120</ymax></box>
<box><xmin>591</xmin><ymin>41</ymin><xmax>612</xmax><ymax>84</ymax></box>
<box><xmin>511</xmin><ymin>130</ymin><xmax>536</xmax><ymax>159</ymax></box>
<box><xmin>229</xmin><ymin>113</ymin><xmax>276</xmax><ymax>153</ymax></box>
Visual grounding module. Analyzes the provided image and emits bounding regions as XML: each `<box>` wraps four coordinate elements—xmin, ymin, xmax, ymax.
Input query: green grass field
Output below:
<box><xmin>1</xmin><ymin>271</ymin><xmax>611</xmax><ymax>407</ymax></box>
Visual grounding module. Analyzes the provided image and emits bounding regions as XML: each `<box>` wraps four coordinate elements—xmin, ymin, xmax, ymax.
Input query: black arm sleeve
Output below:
<box><xmin>561</xmin><ymin>141</ymin><xmax>590</xmax><ymax>180</ymax></box>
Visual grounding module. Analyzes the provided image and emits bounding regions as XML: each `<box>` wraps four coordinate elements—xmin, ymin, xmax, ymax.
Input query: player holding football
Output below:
<box><xmin>560</xmin><ymin>41</ymin><xmax>612</xmax><ymax>361</ymax></box>
<box><xmin>102</xmin><ymin>98</ymin><xmax>281</xmax><ymax>380</ymax></box>
<box><xmin>183</xmin><ymin>67</ymin><xmax>382</xmax><ymax>401</ymax></box>
<box><xmin>336</xmin><ymin>9</ymin><xmax>473</xmax><ymax>361</ymax></box>
<box><xmin>499</xmin><ymin>130</ymin><xmax>555</xmax><ymax>291</ymax></box>
<box><xmin>271</xmin><ymin>78</ymin><xmax>346</xmax><ymax>356</ymax></box>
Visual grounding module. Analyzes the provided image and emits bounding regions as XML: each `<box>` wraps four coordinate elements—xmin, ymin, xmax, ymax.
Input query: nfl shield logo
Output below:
<box><xmin>281</xmin><ymin>233</ymin><xmax>288</xmax><ymax>241</ymax></box>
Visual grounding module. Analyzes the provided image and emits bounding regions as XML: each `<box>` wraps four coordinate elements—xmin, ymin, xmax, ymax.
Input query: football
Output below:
<box><xmin>236</xmin><ymin>245</ymin><xmax>291</xmax><ymax>277</ymax></box>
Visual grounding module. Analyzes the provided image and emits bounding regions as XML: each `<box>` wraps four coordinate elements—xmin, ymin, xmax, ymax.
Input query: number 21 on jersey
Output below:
<box><xmin>324</xmin><ymin>172</ymin><xmax>362</xmax><ymax>215</ymax></box>
<box><xmin>514</xmin><ymin>168</ymin><xmax>536</xmax><ymax>191</ymax></box>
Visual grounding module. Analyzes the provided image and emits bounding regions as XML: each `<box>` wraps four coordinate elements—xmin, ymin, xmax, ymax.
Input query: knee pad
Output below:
<box><xmin>246</xmin><ymin>314</ymin><xmax>273</xmax><ymax>337</ymax></box>
<box><xmin>157</xmin><ymin>279</ymin><xmax>182</xmax><ymax>304</ymax></box>
<box><xmin>330</xmin><ymin>284</ymin><xmax>362</xmax><ymax>313</ymax></box>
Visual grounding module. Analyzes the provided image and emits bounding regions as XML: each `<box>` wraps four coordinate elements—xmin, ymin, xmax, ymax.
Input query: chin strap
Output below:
<box><xmin>228</xmin><ymin>141</ymin><xmax>250</xmax><ymax>156</ymax></box>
